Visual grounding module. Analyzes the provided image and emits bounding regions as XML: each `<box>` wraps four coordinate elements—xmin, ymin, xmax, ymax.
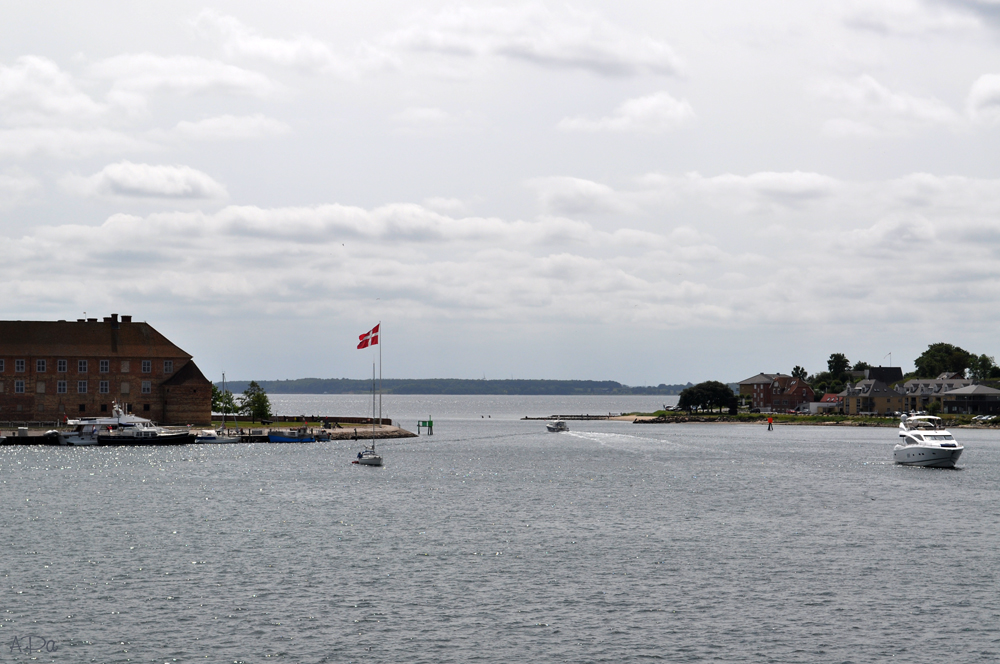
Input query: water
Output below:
<box><xmin>2</xmin><ymin>397</ymin><xmax>999</xmax><ymax>663</ymax></box>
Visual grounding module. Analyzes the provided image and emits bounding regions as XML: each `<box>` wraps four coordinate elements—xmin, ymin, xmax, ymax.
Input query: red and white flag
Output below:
<box><xmin>357</xmin><ymin>323</ymin><xmax>379</xmax><ymax>349</ymax></box>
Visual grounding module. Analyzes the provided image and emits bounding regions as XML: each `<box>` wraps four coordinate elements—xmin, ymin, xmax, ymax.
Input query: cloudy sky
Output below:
<box><xmin>2</xmin><ymin>0</ymin><xmax>1000</xmax><ymax>385</ymax></box>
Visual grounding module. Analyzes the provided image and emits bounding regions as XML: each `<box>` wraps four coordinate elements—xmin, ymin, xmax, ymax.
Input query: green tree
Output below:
<box><xmin>239</xmin><ymin>381</ymin><xmax>272</xmax><ymax>423</ymax></box>
<box><xmin>969</xmin><ymin>354</ymin><xmax>997</xmax><ymax>382</ymax></box>
<box><xmin>852</xmin><ymin>361</ymin><xmax>871</xmax><ymax>371</ymax></box>
<box><xmin>827</xmin><ymin>353</ymin><xmax>850</xmax><ymax>377</ymax></box>
<box><xmin>913</xmin><ymin>343</ymin><xmax>974</xmax><ymax>378</ymax></box>
<box><xmin>791</xmin><ymin>365</ymin><xmax>808</xmax><ymax>380</ymax></box>
<box><xmin>212</xmin><ymin>384</ymin><xmax>238</xmax><ymax>415</ymax></box>
<box><xmin>927</xmin><ymin>400</ymin><xmax>942</xmax><ymax>415</ymax></box>
<box><xmin>678</xmin><ymin>381</ymin><xmax>735</xmax><ymax>413</ymax></box>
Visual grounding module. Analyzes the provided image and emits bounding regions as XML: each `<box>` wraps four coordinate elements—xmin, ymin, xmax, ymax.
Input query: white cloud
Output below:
<box><xmin>171</xmin><ymin>114</ymin><xmax>290</xmax><ymax>140</ymax></box>
<box><xmin>557</xmin><ymin>91</ymin><xmax>694</xmax><ymax>133</ymax></box>
<box><xmin>0</xmin><ymin>56</ymin><xmax>106</xmax><ymax>126</ymax></box>
<box><xmin>385</xmin><ymin>4</ymin><xmax>682</xmax><ymax>77</ymax></box>
<box><xmin>7</xmin><ymin>172</ymin><xmax>1000</xmax><ymax>346</ymax></box>
<box><xmin>967</xmin><ymin>73</ymin><xmax>1000</xmax><ymax>121</ymax></box>
<box><xmin>528</xmin><ymin>176</ymin><xmax>637</xmax><ymax>215</ymax></box>
<box><xmin>0</xmin><ymin>127</ymin><xmax>152</xmax><ymax>159</ymax></box>
<box><xmin>192</xmin><ymin>9</ymin><xmax>389</xmax><ymax>77</ymax></box>
<box><xmin>843</xmin><ymin>0</ymin><xmax>981</xmax><ymax>35</ymax></box>
<box><xmin>0</xmin><ymin>170</ymin><xmax>41</xmax><ymax>207</ymax></box>
<box><xmin>815</xmin><ymin>74</ymin><xmax>960</xmax><ymax>136</ymax></box>
<box><xmin>89</xmin><ymin>53</ymin><xmax>277</xmax><ymax>99</ymax></box>
<box><xmin>61</xmin><ymin>161</ymin><xmax>227</xmax><ymax>200</ymax></box>
<box><xmin>423</xmin><ymin>197</ymin><xmax>468</xmax><ymax>214</ymax></box>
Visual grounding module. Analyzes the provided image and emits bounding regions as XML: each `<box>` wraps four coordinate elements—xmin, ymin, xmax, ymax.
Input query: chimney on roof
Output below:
<box><xmin>77</xmin><ymin>318</ymin><xmax>85</xmax><ymax>322</ymax></box>
<box><xmin>103</xmin><ymin>316</ymin><xmax>112</xmax><ymax>322</ymax></box>
<box><xmin>87</xmin><ymin>318</ymin><xmax>97</xmax><ymax>322</ymax></box>
<box><xmin>121</xmin><ymin>315</ymin><xmax>132</xmax><ymax>323</ymax></box>
<box><xmin>110</xmin><ymin>313</ymin><xmax>119</xmax><ymax>329</ymax></box>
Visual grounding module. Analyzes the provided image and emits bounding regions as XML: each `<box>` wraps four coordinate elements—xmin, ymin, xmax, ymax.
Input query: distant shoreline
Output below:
<box><xmin>221</xmin><ymin>378</ymin><xmax>694</xmax><ymax>396</ymax></box>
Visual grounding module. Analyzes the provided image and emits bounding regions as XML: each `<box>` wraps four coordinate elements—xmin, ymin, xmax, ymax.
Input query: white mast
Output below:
<box><xmin>378</xmin><ymin>321</ymin><xmax>382</xmax><ymax>423</ymax></box>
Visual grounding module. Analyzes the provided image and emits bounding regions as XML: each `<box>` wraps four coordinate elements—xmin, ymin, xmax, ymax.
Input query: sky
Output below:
<box><xmin>2</xmin><ymin>0</ymin><xmax>1000</xmax><ymax>385</ymax></box>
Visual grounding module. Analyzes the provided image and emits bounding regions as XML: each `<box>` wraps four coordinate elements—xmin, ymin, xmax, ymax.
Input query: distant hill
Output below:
<box><xmin>220</xmin><ymin>378</ymin><xmax>694</xmax><ymax>396</ymax></box>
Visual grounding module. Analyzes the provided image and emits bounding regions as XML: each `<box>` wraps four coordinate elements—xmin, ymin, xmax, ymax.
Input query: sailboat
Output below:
<box><xmin>353</xmin><ymin>323</ymin><xmax>384</xmax><ymax>466</ymax></box>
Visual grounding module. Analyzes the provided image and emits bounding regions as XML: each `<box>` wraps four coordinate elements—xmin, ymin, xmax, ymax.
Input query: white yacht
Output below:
<box><xmin>546</xmin><ymin>420</ymin><xmax>569</xmax><ymax>432</ymax></box>
<box><xmin>894</xmin><ymin>415</ymin><xmax>963</xmax><ymax>468</ymax></box>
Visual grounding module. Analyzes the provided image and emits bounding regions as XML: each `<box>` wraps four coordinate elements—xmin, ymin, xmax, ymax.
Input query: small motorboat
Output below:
<box><xmin>268</xmin><ymin>427</ymin><xmax>316</xmax><ymax>443</ymax></box>
<box><xmin>894</xmin><ymin>415</ymin><xmax>963</xmax><ymax>468</ymax></box>
<box><xmin>546</xmin><ymin>420</ymin><xmax>569</xmax><ymax>433</ymax></box>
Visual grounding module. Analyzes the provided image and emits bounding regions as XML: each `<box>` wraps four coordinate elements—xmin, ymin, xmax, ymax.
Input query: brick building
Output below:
<box><xmin>0</xmin><ymin>314</ymin><xmax>211</xmax><ymax>425</ymax></box>
<box><xmin>738</xmin><ymin>372</ymin><xmax>815</xmax><ymax>411</ymax></box>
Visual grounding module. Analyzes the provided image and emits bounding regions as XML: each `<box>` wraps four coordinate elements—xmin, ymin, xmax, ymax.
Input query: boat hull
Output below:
<box><xmin>267</xmin><ymin>435</ymin><xmax>316</xmax><ymax>443</ymax></box>
<box><xmin>97</xmin><ymin>432</ymin><xmax>195</xmax><ymax>446</ymax></box>
<box><xmin>355</xmin><ymin>455</ymin><xmax>383</xmax><ymax>466</ymax></box>
<box><xmin>894</xmin><ymin>444</ymin><xmax>963</xmax><ymax>468</ymax></box>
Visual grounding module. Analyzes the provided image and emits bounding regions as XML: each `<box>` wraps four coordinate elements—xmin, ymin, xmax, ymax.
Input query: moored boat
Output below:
<box><xmin>894</xmin><ymin>415</ymin><xmax>963</xmax><ymax>468</ymax></box>
<box><xmin>195</xmin><ymin>429</ymin><xmax>240</xmax><ymax>443</ymax></box>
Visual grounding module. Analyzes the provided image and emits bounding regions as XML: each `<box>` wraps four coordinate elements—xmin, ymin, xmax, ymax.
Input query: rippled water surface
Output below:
<box><xmin>3</xmin><ymin>402</ymin><xmax>1000</xmax><ymax>663</ymax></box>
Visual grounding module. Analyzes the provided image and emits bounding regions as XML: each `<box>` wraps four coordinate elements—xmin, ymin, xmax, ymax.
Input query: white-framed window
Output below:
<box><xmin>78</xmin><ymin>360</ymin><xmax>88</xmax><ymax>373</ymax></box>
<box><xmin>36</xmin><ymin>359</ymin><xmax>46</xmax><ymax>373</ymax></box>
<box><xmin>36</xmin><ymin>381</ymin><xmax>45</xmax><ymax>394</ymax></box>
<box><xmin>78</xmin><ymin>380</ymin><xmax>87</xmax><ymax>394</ymax></box>
<box><xmin>141</xmin><ymin>360</ymin><xmax>151</xmax><ymax>373</ymax></box>
<box><xmin>57</xmin><ymin>380</ymin><xmax>67</xmax><ymax>394</ymax></box>
<box><xmin>15</xmin><ymin>380</ymin><xmax>25</xmax><ymax>394</ymax></box>
<box><xmin>57</xmin><ymin>359</ymin><xmax>67</xmax><ymax>373</ymax></box>
<box><xmin>141</xmin><ymin>380</ymin><xmax>151</xmax><ymax>394</ymax></box>
<box><xmin>99</xmin><ymin>360</ymin><xmax>109</xmax><ymax>373</ymax></box>
<box><xmin>120</xmin><ymin>360</ymin><xmax>130</xmax><ymax>373</ymax></box>
<box><xmin>120</xmin><ymin>381</ymin><xmax>130</xmax><ymax>395</ymax></box>
<box><xmin>99</xmin><ymin>380</ymin><xmax>109</xmax><ymax>394</ymax></box>
<box><xmin>164</xmin><ymin>360</ymin><xmax>173</xmax><ymax>374</ymax></box>
<box><xmin>15</xmin><ymin>359</ymin><xmax>25</xmax><ymax>372</ymax></box>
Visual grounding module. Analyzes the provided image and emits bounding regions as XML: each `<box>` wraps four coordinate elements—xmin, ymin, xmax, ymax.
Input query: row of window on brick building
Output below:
<box><xmin>0</xmin><ymin>359</ymin><xmax>172</xmax><ymax>374</ymax></box>
<box><xmin>4</xmin><ymin>379</ymin><xmax>153</xmax><ymax>395</ymax></box>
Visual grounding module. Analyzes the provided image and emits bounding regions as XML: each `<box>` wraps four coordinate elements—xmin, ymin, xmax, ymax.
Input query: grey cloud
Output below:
<box><xmin>385</xmin><ymin>5</ymin><xmax>682</xmax><ymax>77</ymax></box>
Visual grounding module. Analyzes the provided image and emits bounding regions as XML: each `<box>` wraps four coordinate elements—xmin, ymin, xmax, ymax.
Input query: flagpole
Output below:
<box><xmin>378</xmin><ymin>321</ymin><xmax>382</xmax><ymax>424</ymax></box>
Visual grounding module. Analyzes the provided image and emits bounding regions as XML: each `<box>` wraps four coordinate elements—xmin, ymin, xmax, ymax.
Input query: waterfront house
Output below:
<box><xmin>841</xmin><ymin>380</ymin><xmax>904</xmax><ymax>415</ymax></box>
<box><xmin>900</xmin><ymin>374</ymin><xmax>974</xmax><ymax>412</ymax></box>
<box><xmin>0</xmin><ymin>314</ymin><xmax>211</xmax><ymax>424</ymax></box>
<box><xmin>738</xmin><ymin>373</ymin><xmax>814</xmax><ymax>412</ymax></box>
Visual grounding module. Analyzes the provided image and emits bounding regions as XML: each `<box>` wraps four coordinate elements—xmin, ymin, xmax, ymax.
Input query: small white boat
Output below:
<box><xmin>894</xmin><ymin>415</ymin><xmax>963</xmax><ymax>468</ymax></box>
<box><xmin>546</xmin><ymin>420</ymin><xmax>569</xmax><ymax>432</ymax></box>
<box><xmin>195</xmin><ymin>429</ymin><xmax>240</xmax><ymax>444</ymax></box>
<box><xmin>353</xmin><ymin>443</ymin><xmax>383</xmax><ymax>466</ymax></box>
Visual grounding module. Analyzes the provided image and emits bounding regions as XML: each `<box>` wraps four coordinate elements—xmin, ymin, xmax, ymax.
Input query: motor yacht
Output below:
<box><xmin>546</xmin><ymin>420</ymin><xmax>569</xmax><ymax>432</ymax></box>
<box><xmin>894</xmin><ymin>415</ymin><xmax>963</xmax><ymax>468</ymax></box>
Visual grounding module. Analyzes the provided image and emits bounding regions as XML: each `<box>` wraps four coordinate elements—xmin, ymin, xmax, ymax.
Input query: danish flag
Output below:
<box><xmin>357</xmin><ymin>324</ymin><xmax>379</xmax><ymax>349</ymax></box>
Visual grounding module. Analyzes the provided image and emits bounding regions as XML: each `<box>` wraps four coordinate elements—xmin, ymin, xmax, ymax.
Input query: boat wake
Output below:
<box><xmin>564</xmin><ymin>430</ymin><xmax>692</xmax><ymax>451</ymax></box>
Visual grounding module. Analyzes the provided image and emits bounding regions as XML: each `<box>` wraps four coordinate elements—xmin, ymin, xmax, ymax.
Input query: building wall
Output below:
<box><xmin>0</xmin><ymin>355</ymin><xmax>190</xmax><ymax>421</ymax></box>
<box><xmin>0</xmin><ymin>319</ymin><xmax>211</xmax><ymax>425</ymax></box>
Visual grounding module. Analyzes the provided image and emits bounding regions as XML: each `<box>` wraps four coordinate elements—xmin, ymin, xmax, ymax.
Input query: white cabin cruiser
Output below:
<box><xmin>894</xmin><ymin>415</ymin><xmax>963</xmax><ymax>468</ymax></box>
<box><xmin>546</xmin><ymin>420</ymin><xmax>569</xmax><ymax>432</ymax></box>
<box><xmin>195</xmin><ymin>429</ymin><xmax>240</xmax><ymax>444</ymax></box>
